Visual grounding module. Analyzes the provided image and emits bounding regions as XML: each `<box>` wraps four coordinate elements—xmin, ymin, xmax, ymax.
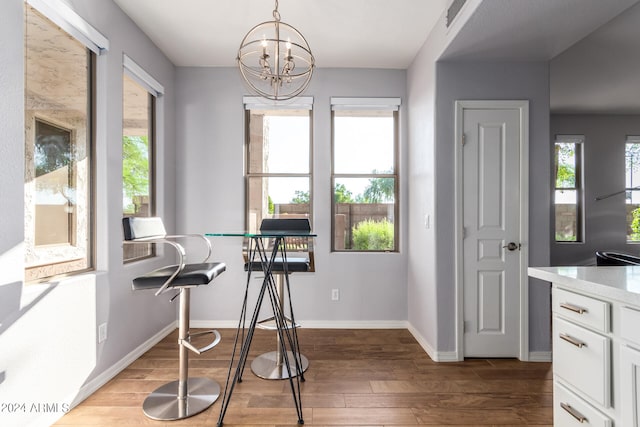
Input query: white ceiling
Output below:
<box><xmin>436</xmin><ymin>0</ymin><xmax>640</xmax><ymax>114</ymax></box>
<box><xmin>113</xmin><ymin>0</ymin><xmax>448</xmax><ymax>69</ymax></box>
<box><xmin>440</xmin><ymin>0</ymin><xmax>638</xmax><ymax>62</ymax></box>
<box><xmin>113</xmin><ymin>0</ymin><xmax>640</xmax><ymax>113</ymax></box>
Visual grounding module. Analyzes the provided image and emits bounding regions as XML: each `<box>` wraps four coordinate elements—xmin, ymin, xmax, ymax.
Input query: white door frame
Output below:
<box><xmin>453</xmin><ymin>100</ymin><xmax>530</xmax><ymax>361</ymax></box>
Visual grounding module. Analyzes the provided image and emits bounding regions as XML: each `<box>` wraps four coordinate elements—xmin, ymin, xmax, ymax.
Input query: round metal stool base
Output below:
<box><xmin>142</xmin><ymin>377</ymin><xmax>220</xmax><ymax>421</ymax></box>
<box><xmin>251</xmin><ymin>351</ymin><xmax>309</xmax><ymax>380</ymax></box>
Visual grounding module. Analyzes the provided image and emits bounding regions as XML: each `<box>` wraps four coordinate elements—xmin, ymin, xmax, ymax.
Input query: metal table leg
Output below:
<box><xmin>217</xmin><ymin>236</ymin><xmax>305</xmax><ymax>427</ymax></box>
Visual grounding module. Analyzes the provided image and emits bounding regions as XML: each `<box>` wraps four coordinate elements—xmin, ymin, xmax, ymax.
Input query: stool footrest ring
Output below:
<box><xmin>180</xmin><ymin>329</ymin><xmax>221</xmax><ymax>355</ymax></box>
<box><xmin>257</xmin><ymin>316</ymin><xmax>301</xmax><ymax>330</ymax></box>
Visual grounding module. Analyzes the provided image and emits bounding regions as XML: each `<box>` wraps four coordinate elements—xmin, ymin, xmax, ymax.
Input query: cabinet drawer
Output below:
<box><xmin>621</xmin><ymin>306</ymin><xmax>640</xmax><ymax>346</ymax></box>
<box><xmin>553</xmin><ymin>288</ymin><xmax>610</xmax><ymax>333</ymax></box>
<box><xmin>553</xmin><ymin>316</ymin><xmax>611</xmax><ymax>407</ymax></box>
<box><xmin>554</xmin><ymin>382</ymin><xmax>612</xmax><ymax>427</ymax></box>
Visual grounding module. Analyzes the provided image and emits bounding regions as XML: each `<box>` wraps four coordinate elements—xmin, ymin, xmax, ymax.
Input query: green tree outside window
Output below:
<box><xmin>123</xmin><ymin>135</ymin><xmax>149</xmax><ymax>214</ymax></box>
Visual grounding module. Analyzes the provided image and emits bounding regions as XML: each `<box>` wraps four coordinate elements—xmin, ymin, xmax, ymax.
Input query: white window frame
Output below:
<box><xmin>625</xmin><ymin>135</ymin><xmax>640</xmax><ymax>242</ymax></box>
<box><xmin>553</xmin><ymin>134</ymin><xmax>584</xmax><ymax>243</ymax></box>
<box><xmin>24</xmin><ymin>0</ymin><xmax>108</xmax><ymax>281</ymax></box>
<box><xmin>26</xmin><ymin>0</ymin><xmax>109</xmax><ymax>54</ymax></box>
<box><xmin>330</xmin><ymin>97</ymin><xmax>401</xmax><ymax>252</ymax></box>
<box><xmin>122</xmin><ymin>56</ymin><xmax>162</xmax><ymax>263</ymax></box>
<box><xmin>244</xmin><ymin>97</ymin><xmax>314</xmax><ymax>232</ymax></box>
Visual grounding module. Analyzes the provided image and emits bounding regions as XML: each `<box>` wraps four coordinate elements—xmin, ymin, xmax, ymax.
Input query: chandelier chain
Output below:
<box><xmin>273</xmin><ymin>0</ymin><xmax>281</xmax><ymax>21</ymax></box>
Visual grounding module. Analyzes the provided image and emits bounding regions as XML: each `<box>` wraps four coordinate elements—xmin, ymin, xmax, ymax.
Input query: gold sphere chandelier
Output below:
<box><xmin>237</xmin><ymin>0</ymin><xmax>315</xmax><ymax>101</ymax></box>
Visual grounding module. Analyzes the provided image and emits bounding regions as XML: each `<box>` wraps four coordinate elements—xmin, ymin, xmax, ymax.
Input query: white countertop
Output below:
<box><xmin>529</xmin><ymin>266</ymin><xmax>640</xmax><ymax>305</ymax></box>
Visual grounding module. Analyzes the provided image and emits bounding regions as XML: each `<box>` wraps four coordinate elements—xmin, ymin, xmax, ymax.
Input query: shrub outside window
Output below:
<box><xmin>554</xmin><ymin>136</ymin><xmax>582</xmax><ymax>243</ymax></box>
<box><xmin>331</xmin><ymin>99</ymin><xmax>399</xmax><ymax>252</ymax></box>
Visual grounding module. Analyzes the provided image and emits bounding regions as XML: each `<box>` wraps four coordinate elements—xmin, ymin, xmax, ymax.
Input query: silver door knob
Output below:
<box><xmin>503</xmin><ymin>242</ymin><xmax>520</xmax><ymax>251</ymax></box>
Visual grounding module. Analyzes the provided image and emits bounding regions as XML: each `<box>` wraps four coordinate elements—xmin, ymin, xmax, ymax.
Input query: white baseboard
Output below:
<box><xmin>431</xmin><ymin>351</ymin><xmax>460</xmax><ymax>362</ymax></box>
<box><xmin>70</xmin><ymin>321</ymin><xmax>177</xmax><ymax>408</ymax></box>
<box><xmin>528</xmin><ymin>351</ymin><xmax>552</xmax><ymax>362</ymax></box>
<box><xmin>191</xmin><ymin>319</ymin><xmax>409</xmax><ymax>329</ymax></box>
<box><xmin>295</xmin><ymin>320</ymin><xmax>409</xmax><ymax>329</ymax></box>
<box><xmin>190</xmin><ymin>320</ymin><xmax>243</xmax><ymax>329</ymax></box>
<box><xmin>407</xmin><ymin>323</ymin><xmax>461</xmax><ymax>362</ymax></box>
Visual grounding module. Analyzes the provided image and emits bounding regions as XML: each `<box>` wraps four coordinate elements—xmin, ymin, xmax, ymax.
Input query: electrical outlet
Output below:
<box><xmin>331</xmin><ymin>288</ymin><xmax>339</xmax><ymax>301</ymax></box>
<box><xmin>98</xmin><ymin>322</ymin><xmax>108</xmax><ymax>343</ymax></box>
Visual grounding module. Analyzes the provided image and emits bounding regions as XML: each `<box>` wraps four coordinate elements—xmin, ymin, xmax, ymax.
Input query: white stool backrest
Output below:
<box><xmin>123</xmin><ymin>217</ymin><xmax>167</xmax><ymax>241</ymax></box>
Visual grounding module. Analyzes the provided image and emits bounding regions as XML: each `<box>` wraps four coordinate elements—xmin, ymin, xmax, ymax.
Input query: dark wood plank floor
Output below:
<box><xmin>54</xmin><ymin>328</ymin><xmax>552</xmax><ymax>426</ymax></box>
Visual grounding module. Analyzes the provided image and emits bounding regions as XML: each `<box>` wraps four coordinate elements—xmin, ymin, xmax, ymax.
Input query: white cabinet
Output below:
<box><xmin>552</xmin><ymin>287</ymin><xmax>613</xmax><ymax>425</ymax></box>
<box><xmin>530</xmin><ymin>266</ymin><xmax>640</xmax><ymax>426</ymax></box>
<box><xmin>620</xmin><ymin>306</ymin><xmax>640</xmax><ymax>345</ymax></box>
<box><xmin>554</xmin><ymin>287</ymin><xmax>610</xmax><ymax>333</ymax></box>
<box><xmin>620</xmin><ymin>305</ymin><xmax>640</xmax><ymax>426</ymax></box>
<box><xmin>620</xmin><ymin>342</ymin><xmax>640</xmax><ymax>426</ymax></box>
<box><xmin>553</xmin><ymin>316</ymin><xmax>611</xmax><ymax>407</ymax></box>
<box><xmin>554</xmin><ymin>382</ymin><xmax>612</xmax><ymax>427</ymax></box>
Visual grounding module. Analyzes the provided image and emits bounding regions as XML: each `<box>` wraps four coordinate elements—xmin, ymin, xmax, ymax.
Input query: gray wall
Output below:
<box><xmin>551</xmin><ymin>114</ymin><xmax>640</xmax><ymax>265</ymax></box>
<box><xmin>410</xmin><ymin>62</ymin><xmax>551</xmax><ymax>352</ymax></box>
<box><xmin>406</xmin><ymin>17</ymin><xmax>442</xmax><ymax>357</ymax></box>
<box><xmin>175</xmin><ymin>67</ymin><xmax>410</xmax><ymax>325</ymax></box>
<box><xmin>0</xmin><ymin>0</ymin><xmax>178</xmax><ymax>424</ymax></box>
<box><xmin>0</xmin><ymin>0</ymin><xmax>25</xmax><ymax>362</ymax></box>
<box><xmin>434</xmin><ymin>62</ymin><xmax>552</xmax><ymax>352</ymax></box>
<box><xmin>406</xmin><ymin>1</ymin><xmax>554</xmax><ymax>359</ymax></box>
<box><xmin>550</xmin><ymin>3</ymin><xmax>640</xmax><ymax>114</ymax></box>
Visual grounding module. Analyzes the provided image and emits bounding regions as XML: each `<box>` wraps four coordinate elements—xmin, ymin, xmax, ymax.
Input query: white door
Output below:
<box><xmin>457</xmin><ymin>101</ymin><xmax>528</xmax><ymax>358</ymax></box>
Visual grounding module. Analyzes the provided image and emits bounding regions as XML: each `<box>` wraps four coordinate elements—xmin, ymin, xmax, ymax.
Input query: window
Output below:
<box><xmin>626</xmin><ymin>136</ymin><xmax>640</xmax><ymax>242</ymax></box>
<box><xmin>122</xmin><ymin>72</ymin><xmax>156</xmax><ymax>262</ymax></box>
<box><xmin>554</xmin><ymin>136</ymin><xmax>583</xmax><ymax>242</ymax></box>
<box><xmin>24</xmin><ymin>4</ymin><xmax>96</xmax><ymax>281</ymax></box>
<box><xmin>245</xmin><ymin>98</ymin><xmax>312</xmax><ymax>232</ymax></box>
<box><xmin>331</xmin><ymin>98</ymin><xmax>400</xmax><ymax>252</ymax></box>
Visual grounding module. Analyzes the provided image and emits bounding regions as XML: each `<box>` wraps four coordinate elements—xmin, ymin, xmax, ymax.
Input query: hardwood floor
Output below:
<box><xmin>54</xmin><ymin>328</ymin><xmax>552</xmax><ymax>426</ymax></box>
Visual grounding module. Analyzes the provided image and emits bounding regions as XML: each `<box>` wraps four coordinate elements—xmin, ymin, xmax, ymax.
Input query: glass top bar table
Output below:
<box><xmin>206</xmin><ymin>230</ymin><xmax>316</xmax><ymax>426</ymax></box>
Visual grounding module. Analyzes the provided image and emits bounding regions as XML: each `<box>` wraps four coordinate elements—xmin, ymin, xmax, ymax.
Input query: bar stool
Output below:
<box><xmin>244</xmin><ymin>218</ymin><xmax>314</xmax><ymax>380</ymax></box>
<box><xmin>122</xmin><ymin>216</ymin><xmax>226</xmax><ymax>421</ymax></box>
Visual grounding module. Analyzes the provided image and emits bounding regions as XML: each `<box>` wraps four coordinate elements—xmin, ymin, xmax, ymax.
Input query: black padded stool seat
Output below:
<box><xmin>122</xmin><ymin>216</ymin><xmax>225</xmax><ymax>421</ymax></box>
<box><xmin>245</xmin><ymin>258</ymin><xmax>309</xmax><ymax>273</ymax></box>
<box><xmin>133</xmin><ymin>262</ymin><xmax>226</xmax><ymax>290</ymax></box>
